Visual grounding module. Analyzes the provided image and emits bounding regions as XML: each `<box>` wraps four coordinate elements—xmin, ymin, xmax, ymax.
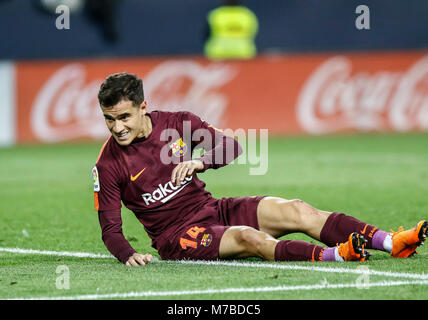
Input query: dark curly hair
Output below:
<box><xmin>98</xmin><ymin>72</ymin><xmax>144</xmax><ymax>107</ymax></box>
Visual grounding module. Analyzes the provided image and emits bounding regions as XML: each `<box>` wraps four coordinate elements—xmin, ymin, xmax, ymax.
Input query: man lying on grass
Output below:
<box><xmin>93</xmin><ymin>72</ymin><xmax>427</xmax><ymax>266</ymax></box>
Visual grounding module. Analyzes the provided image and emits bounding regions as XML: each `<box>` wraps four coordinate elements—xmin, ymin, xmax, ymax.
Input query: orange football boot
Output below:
<box><xmin>390</xmin><ymin>220</ymin><xmax>428</xmax><ymax>258</ymax></box>
<box><xmin>338</xmin><ymin>232</ymin><xmax>370</xmax><ymax>261</ymax></box>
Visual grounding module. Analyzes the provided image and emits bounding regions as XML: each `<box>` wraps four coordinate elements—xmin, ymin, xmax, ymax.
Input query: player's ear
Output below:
<box><xmin>139</xmin><ymin>101</ymin><xmax>147</xmax><ymax>114</ymax></box>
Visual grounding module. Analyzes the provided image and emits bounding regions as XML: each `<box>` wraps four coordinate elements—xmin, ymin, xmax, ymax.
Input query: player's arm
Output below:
<box><xmin>99</xmin><ymin>206</ymin><xmax>153</xmax><ymax>267</ymax></box>
<box><xmin>95</xmin><ymin>164</ymin><xmax>151</xmax><ymax>266</ymax></box>
<box><xmin>171</xmin><ymin>112</ymin><xmax>243</xmax><ymax>186</ymax></box>
<box><xmin>98</xmin><ymin>208</ymin><xmax>138</xmax><ymax>264</ymax></box>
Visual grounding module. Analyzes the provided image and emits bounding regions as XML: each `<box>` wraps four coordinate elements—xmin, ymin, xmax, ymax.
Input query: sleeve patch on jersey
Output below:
<box><xmin>94</xmin><ymin>192</ymin><xmax>99</xmax><ymax>211</ymax></box>
<box><xmin>92</xmin><ymin>166</ymin><xmax>100</xmax><ymax>192</ymax></box>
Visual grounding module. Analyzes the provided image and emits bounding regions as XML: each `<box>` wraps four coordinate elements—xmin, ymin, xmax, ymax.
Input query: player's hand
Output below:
<box><xmin>125</xmin><ymin>253</ymin><xmax>153</xmax><ymax>267</ymax></box>
<box><xmin>171</xmin><ymin>160</ymin><xmax>204</xmax><ymax>186</ymax></box>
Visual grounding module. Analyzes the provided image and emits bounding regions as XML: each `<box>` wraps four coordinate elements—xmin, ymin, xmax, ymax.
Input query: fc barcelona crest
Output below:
<box><xmin>170</xmin><ymin>138</ymin><xmax>188</xmax><ymax>157</ymax></box>
<box><xmin>200</xmin><ymin>234</ymin><xmax>213</xmax><ymax>247</ymax></box>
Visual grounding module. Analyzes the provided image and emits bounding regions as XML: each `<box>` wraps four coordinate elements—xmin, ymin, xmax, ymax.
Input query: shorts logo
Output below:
<box><xmin>170</xmin><ymin>138</ymin><xmax>187</xmax><ymax>157</ymax></box>
<box><xmin>200</xmin><ymin>234</ymin><xmax>213</xmax><ymax>247</ymax></box>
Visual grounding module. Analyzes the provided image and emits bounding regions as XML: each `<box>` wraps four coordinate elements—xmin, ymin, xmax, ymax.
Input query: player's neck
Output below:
<box><xmin>137</xmin><ymin>115</ymin><xmax>152</xmax><ymax>139</ymax></box>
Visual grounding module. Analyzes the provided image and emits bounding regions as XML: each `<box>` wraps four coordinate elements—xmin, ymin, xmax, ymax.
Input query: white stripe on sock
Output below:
<box><xmin>383</xmin><ymin>234</ymin><xmax>393</xmax><ymax>252</ymax></box>
<box><xmin>334</xmin><ymin>247</ymin><xmax>344</xmax><ymax>262</ymax></box>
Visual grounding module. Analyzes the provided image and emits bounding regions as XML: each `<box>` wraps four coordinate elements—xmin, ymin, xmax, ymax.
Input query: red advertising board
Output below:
<box><xmin>15</xmin><ymin>51</ymin><xmax>428</xmax><ymax>143</ymax></box>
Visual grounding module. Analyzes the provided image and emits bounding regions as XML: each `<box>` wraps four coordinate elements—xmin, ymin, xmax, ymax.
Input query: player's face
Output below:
<box><xmin>101</xmin><ymin>99</ymin><xmax>148</xmax><ymax>146</ymax></box>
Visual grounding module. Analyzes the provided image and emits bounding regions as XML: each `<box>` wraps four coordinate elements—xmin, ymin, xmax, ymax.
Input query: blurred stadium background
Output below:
<box><xmin>0</xmin><ymin>0</ymin><xmax>427</xmax><ymax>146</ymax></box>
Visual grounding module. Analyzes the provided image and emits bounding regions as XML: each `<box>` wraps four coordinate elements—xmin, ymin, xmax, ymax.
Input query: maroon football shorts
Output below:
<box><xmin>157</xmin><ymin>196</ymin><xmax>265</xmax><ymax>260</ymax></box>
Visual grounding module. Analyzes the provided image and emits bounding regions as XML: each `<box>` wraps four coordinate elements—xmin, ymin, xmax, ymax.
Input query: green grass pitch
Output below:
<box><xmin>0</xmin><ymin>133</ymin><xmax>427</xmax><ymax>300</ymax></box>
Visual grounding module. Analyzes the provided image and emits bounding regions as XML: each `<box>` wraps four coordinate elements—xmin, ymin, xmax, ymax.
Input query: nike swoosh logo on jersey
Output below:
<box><xmin>130</xmin><ymin>168</ymin><xmax>146</xmax><ymax>181</ymax></box>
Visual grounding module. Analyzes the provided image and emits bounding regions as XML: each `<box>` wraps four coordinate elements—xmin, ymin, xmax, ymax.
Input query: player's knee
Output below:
<box><xmin>238</xmin><ymin>227</ymin><xmax>268</xmax><ymax>254</ymax></box>
<box><xmin>280</xmin><ymin>199</ymin><xmax>316</xmax><ymax>228</ymax></box>
<box><xmin>290</xmin><ymin>198</ymin><xmax>310</xmax><ymax>211</ymax></box>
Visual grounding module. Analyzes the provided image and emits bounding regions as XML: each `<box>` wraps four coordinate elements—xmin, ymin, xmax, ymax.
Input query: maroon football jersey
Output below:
<box><xmin>93</xmin><ymin>110</ymin><xmax>242</xmax><ymax>263</ymax></box>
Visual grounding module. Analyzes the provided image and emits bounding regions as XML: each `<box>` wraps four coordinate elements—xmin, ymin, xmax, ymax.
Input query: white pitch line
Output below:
<box><xmin>0</xmin><ymin>247</ymin><xmax>113</xmax><ymax>259</ymax></box>
<box><xmin>9</xmin><ymin>279</ymin><xmax>428</xmax><ymax>300</ymax></box>
<box><xmin>1</xmin><ymin>247</ymin><xmax>427</xmax><ymax>280</ymax></box>
<box><xmin>170</xmin><ymin>259</ymin><xmax>428</xmax><ymax>280</ymax></box>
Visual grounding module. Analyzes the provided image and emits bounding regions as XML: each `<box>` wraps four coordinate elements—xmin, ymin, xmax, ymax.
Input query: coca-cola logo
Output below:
<box><xmin>144</xmin><ymin>60</ymin><xmax>236</xmax><ymax>126</ymax></box>
<box><xmin>297</xmin><ymin>55</ymin><xmax>428</xmax><ymax>134</ymax></box>
<box><xmin>31</xmin><ymin>61</ymin><xmax>236</xmax><ymax>142</ymax></box>
<box><xmin>32</xmin><ymin>64</ymin><xmax>106</xmax><ymax>142</ymax></box>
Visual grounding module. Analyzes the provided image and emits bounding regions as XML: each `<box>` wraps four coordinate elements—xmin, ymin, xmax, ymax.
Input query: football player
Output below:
<box><xmin>94</xmin><ymin>72</ymin><xmax>427</xmax><ymax>266</ymax></box>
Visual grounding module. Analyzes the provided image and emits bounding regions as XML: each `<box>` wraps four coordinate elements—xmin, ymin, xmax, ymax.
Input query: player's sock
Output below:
<box><xmin>371</xmin><ymin>230</ymin><xmax>393</xmax><ymax>252</ymax></box>
<box><xmin>321</xmin><ymin>247</ymin><xmax>344</xmax><ymax>262</ymax></box>
<box><xmin>320</xmin><ymin>212</ymin><xmax>382</xmax><ymax>249</ymax></box>
<box><xmin>274</xmin><ymin>240</ymin><xmax>325</xmax><ymax>261</ymax></box>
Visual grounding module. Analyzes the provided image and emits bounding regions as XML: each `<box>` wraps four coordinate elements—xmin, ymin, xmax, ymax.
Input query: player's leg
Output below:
<box><xmin>255</xmin><ymin>197</ymin><xmax>330</xmax><ymax>240</ymax></box>
<box><xmin>257</xmin><ymin>196</ymin><xmax>428</xmax><ymax>258</ymax></box>
<box><xmin>218</xmin><ymin>226</ymin><xmax>277</xmax><ymax>260</ymax></box>
<box><xmin>321</xmin><ymin>213</ymin><xmax>428</xmax><ymax>258</ymax></box>
<box><xmin>257</xmin><ymin>196</ymin><xmax>390</xmax><ymax>251</ymax></box>
<box><xmin>218</xmin><ymin>225</ymin><xmax>369</xmax><ymax>262</ymax></box>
